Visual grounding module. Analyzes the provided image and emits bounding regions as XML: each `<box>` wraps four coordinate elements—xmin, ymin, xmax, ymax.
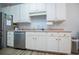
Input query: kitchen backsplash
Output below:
<box><xmin>30</xmin><ymin>15</ymin><xmax>47</xmax><ymax>29</ymax></box>
<box><xmin>17</xmin><ymin>23</ymin><xmax>31</xmax><ymax>30</ymax></box>
<box><xmin>17</xmin><ymin>22</ymin><xmax>64</xmax><ymax>30</ymax></box>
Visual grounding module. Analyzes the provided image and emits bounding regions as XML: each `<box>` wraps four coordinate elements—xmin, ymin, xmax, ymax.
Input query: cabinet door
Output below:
<box><xmin>26</xmin><ymin>32</ymin><xmax>37</xmax><ymax>50</ymax></box>
<box><xmin>46</xmin><ymin>3</ymin><xmax>66</xmax><ymax>21</ymax></box>
<box><xmin>20</xmin><ymin>4</ymin><xmax>31</xmax><ymax>22</ymax></box>
<box><xmin>56</xmin><ymin>3</ymin><xmax>66</xmax><ymax>20</ymax></box>
<box><xmin>35</xmin><ymin>32</ymin><xmax>47</xmax><ymax>51</ymax></box>
<box><xmin>47</xmin><ymin>36</ymin><xmax>58</xmax><ymax>52</ymax></box>
<box><xmin>2</xmin><ymin>6</ymin><xmax>10</xmax><ymax>15</ymax></box>
<box><xmin>9</xmin><ymin>5</ymin><xmax>20</xmax><ymax>23</ymax></box>
<box><xmin>2</xmin><ymin>5</ymin><xmax>20</xmax><ymax>23</ymax></box>
<box><xmin>26</xmin><ymin>32</ymin><xmax>47</xmax><ymax>51</ymax></box>
<box><xmin>29</xmin><ymin>3</ymin><xmax>46</xmax><ymax>12</ymax></box>
<box><xmin>7</xmin><ymin>32</ymin><xmax>14</xmax><ymax>47</ymax></box>
<box><xmin>58</xmin><ymin>37</ymin><xmax>71</xmax><ymax>54</ymax></box>
<box><xmin>46</xmin><ymin>3</ymin><xmax>56</xmax><ymax>21</ymax></box>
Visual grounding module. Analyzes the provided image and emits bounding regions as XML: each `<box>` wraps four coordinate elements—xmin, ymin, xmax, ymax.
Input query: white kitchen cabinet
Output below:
<box><xmin>47</xmin><ymin>37</ymin><xmax>58</xmax><ymax>52</ymax></box>
<box><xmin>47</xmin><ymin>32</ymin><xmax>71</xmax><ymax>54</ymax></box>
<box><xmin>46</xmin><ymin>3</ymin><xmax>66</xmax><ymax>21</ymax></box>
<box><xmin>26</xmin><ymin>35</ymin><xmax>37</xmax><ymax>50</ymax></box>
<box><xmin>35</xmin><ymin>32</ymin><xmax>47</xmax><ymax>51</ymax></box>
<box><xmin>58</xmin><ymin>37</ymin><xmax>71</xmax><ymax>54</ymax></box>
<box><xmin>2</xmin><ymin>5</ymin><xmax>20</xmax><ymax>23</ymax></box>
<box><xmin>26</xmin><ymin>32</ymin><xmax>71</xmax><ymax>54</ymax></box>
<box><xmin>26</xmin><ymin>32</ymin><xmax>47</xmax><ymax>51</ymax></box>
<box><xmin>20</xmin><ymin>4</ymin><xmax>31</xmax><ymax>23</ymax></box>
<box><xmin>8</xmin><ymin>5</ymin><xmax>20</xmax><ymax>23</ymax></box>
<box><xmin>47</xmin><ymin>32</ymin><xmax>58</xmax><ymax>52</ymax></box>
<box><xmin>56</xmin><ymin>3</ymin><xmax>66</xmax><ymax>20</ymax></box>
<box><xmin>2</xmin><ymin>4</ymin><xmax>31</xmax><ymax>23</ymax></box>
<box><xmin>29</xmin><ymin>3</ymin><xmax>46</xmax><ymax>12</ymax></box>
<box><xmin>46</xmin><ymin>3</ymin><xmax>56</xmax><ymax>21</ymax></box>
<box><xmin>10</xmin><ymin>4</ymin><xmax>31</xmax><ymax>23</ymax></box>
<box><xmin>26</xmin><ymin>32</ymin><xmax>38</xmax><ymax>50</ymax></box>
<box><xmin>2</xmin><ymin>6</ymin><xmax>10</xmax><ymax>15</ymax></box>
<box><xmin>7</xmin><ymin>31</ymin><xmax>14</xmax><ymax>47</ymax></box>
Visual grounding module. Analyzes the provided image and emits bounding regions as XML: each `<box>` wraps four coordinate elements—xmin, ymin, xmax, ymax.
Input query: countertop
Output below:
<box><xmin>72</xmin><ymin>39</ymin><xmax>79</xmax><ymax>42</ymax></box>
<box><xmin>7</xmin><ymin>29</ymin><xmax>72</xmax><ymax>33</ymax></box>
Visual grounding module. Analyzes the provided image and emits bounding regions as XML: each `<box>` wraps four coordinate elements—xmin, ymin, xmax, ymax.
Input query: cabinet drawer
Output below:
<box><xmin>48</xmin><ymin>32</ymin><xmax>71</xmax><ymax>37</ymax></box>
<box><xmin>7</xmin><ymin>36</ymin><xmax>13</xmax><ymax>38</ymax></box>
<box><xmin>7</xmin><ymin>42</ymin><xmax>14</xmax><ymax>47</ymax></box>
<box><xmin>47</xmin><ymin>32</ymin><xmax>58</xmax><ymax>37</ymax></box>
<box><xmin>7</xmin><ymin>40</ymin><xmax>13</xmax><ymax>43</ymax></box>
<box><xmin>7</xmin><ymin>37</ymin><xmax>14</xmax><ymax>40</ymax></box>
<box><xmin>58</xmin><ymin>33</ymin><xmax>71</xmax><ymax>37</ymax></box>
<box><xmin>7</xmin><ymin>32</ymin><xmax>13</xmax><ymax>35</ymax></box>
<box><xmin>7</xmin><ymin>41</ymin><xmax>13</xmax><ymax>44</ymax></box>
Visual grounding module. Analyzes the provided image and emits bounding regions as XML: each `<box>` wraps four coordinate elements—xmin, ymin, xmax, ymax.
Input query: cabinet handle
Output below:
<box><xmin>64</xmin><ymin>34</ymin><xmax>66</xmax><ymax>36</ymax></box>
<box><xmin>56</xmin><ymin>39</ymin><xmax>57</xmax><ymax>40</ymax></box>
<box><xmin>59</xmin><ymin>39</ymin><xmax>61</xmax><ymax>40</ymax></box>
<box><xmin>51</xmin><ymin>34</ymin><xmax>53</xmax><ymax>36</ymax></box>
<box><xmin>33</xmin><ymin>37</ymin><xmax>37</xmax><ymax>40</ymax></box>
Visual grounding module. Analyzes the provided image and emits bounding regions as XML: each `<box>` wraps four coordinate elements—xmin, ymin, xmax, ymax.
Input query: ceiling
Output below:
<box><xmin>0</xmin><ymin>3</ymin><xmax>22</xmax><ymax>7</ymax></box>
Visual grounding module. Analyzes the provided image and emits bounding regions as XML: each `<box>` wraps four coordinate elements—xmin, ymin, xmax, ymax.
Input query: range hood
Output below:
<box><xmin>29</xmin><ymin>11</ymin><xmax>46</xmax><ymax>16</ymax></box>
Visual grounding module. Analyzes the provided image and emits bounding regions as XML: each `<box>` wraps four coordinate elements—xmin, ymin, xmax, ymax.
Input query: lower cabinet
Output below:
<box><xmin>26</xmin><ymin>34</ymin><xmax>37</xmax><ymax>50</ymax></box>
<box><xmin>35</xmin><ymin>32</ymin><xmax>47</xmax><ymax>51</ymax></box>
<box><xmin>47</xmin><ymin>37</ymin><xmax>58</xmax><ymax>52</ymax></box>
<box><xmin>26</xmin><ymin>32</ymin><xmax>47</xmax><ymax>51</ymax></box>
<box><xmin>58</xmin><ymin>37</ymin><xmax>71</xmax><ymax>53</ymax></box>
<box><xmin>26</xmin><ymin>32</ymin><xmax>71</xmax><ymax>54</ymax></box>
<box><xmin>47</xmin><ymin>37</ymin><xmax>71</xmax><ymax>54</ymax></box>
<box><xmin>7</xmin><ymin>31</ymin><xmax>14</xmax><ymax>47</ymax></box>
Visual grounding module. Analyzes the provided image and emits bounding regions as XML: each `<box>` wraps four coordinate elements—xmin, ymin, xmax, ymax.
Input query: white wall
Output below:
<box><xmin>17</xmin><ymin>23</ymin><xmax>31</xmax><ymax>30</ymax></box>
<box><xmin>65</xmin><ymin>3</ymin><xmax>79</xmax><ymax>37</ymax></box>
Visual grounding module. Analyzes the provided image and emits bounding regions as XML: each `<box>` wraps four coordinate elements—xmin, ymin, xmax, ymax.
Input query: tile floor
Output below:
<box><xmin>0</xmin><ymin>48</ymin><xmax>78</xmax><ymax>55</ymax></box>
<box><xmin>0</xmin><ymin>48</ymin><xmax>65</xmax><ymax>55</ymax></box>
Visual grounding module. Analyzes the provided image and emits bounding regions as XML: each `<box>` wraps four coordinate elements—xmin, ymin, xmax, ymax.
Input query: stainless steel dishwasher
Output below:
<box><xmin>14</xmin><ymin>31</ymin><xmax>25</xmax><ymax>49</ymax></box>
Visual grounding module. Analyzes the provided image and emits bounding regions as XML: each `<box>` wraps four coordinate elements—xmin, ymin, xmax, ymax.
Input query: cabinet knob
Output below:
<box><xmin>56</xmin><ymin>39</ymin><xmax>57</xmax><ymax>40</ymax></box>
<box><xmin>51</xmin><ymin>34</ymin><xmax>53</xmax><ymax>36</ymax></box>
<box><xmin>33</xmin><ymin>37</ymin><xmax>37</xmax><ymax>40</ymax></box>
<box><xmin>64</xmin><ymin>34</ymin><xmax>66</xmax><ymax>36</ymax></box>
<box><xmin>59</xmin><ymin>39</ymin><xmax>61</xmax><ymax>40</ymax></box>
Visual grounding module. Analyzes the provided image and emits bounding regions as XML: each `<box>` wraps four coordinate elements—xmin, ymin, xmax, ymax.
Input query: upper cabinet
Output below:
<box><xmin>20</xmin><ymin>4</ymin><xmax>31</xmax><ymax>23</ymax></box>
<box><xmin>2</xmin><ymin>6</ymin><xmax>10</xmax><ymax>15</ymax></box>
<box><xmin>11</xmin><ymin>4</ymin><xmax>31</xmax><ymax>23</ymax></box>
<box><xmin>46</xmin><ymin>3</ymin><xmax>66</xmax><ymax>22</ymax></box>
<box><xmin>2</xmin><ymin>5</ymin><xmax>21</xmax><ymax>23</ymax></box>
<box><xmin>2</xmin><ymin>4</ymin><xmax>31</xmax><ymax>23</ymax></box>
<box><xmin>56</xmin><ymin>3</ymin><xmax>66</xmax><ymax>20</ymax></box>
<box><xmin>9</xmin><ymin>5</ymin><xmax>20</xmax><ymax>23</ymax></box>
<box><xmin>46</xmin><ymin>3</ymin><xmax>56</xmax><ymax>21</ymax></box>
<box><xmin>2</xmin><ymin>3</ymin><xmax>66</xmax><ymax>23</ymax></box>
<box><xmin>29</xmin><ymin>3</ymin><xmax>46</xmax><ymax>12</ymax></box>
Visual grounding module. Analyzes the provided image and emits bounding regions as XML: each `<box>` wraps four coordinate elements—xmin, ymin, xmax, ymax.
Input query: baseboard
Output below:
<box><xmin>26</xmin><ymin>48</ymin><xmax>68</xmax><ymax>55</ymax></box>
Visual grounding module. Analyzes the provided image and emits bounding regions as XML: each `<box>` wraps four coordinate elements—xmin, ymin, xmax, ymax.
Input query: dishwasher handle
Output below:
<box><xmin>14</xmin><ymin>33</ymin><xmax>25</xmax><ymax>34</ymax></box>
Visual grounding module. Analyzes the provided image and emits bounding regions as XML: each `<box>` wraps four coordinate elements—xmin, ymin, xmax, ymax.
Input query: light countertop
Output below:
<box><xmin>7</xmin><ymin>29</ymin><xmax>72</xmax><ymax>33</ymax></box>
